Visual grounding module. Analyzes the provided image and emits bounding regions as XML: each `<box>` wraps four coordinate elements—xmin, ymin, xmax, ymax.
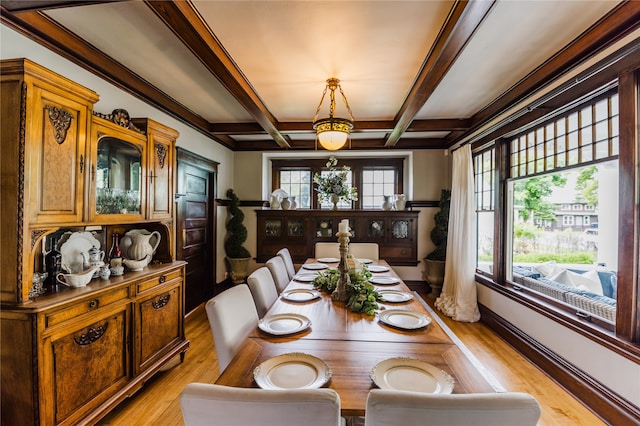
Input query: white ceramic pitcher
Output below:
<box><xmin>120</xmin><ymin>229</ymin><xmax>161</xmax><ymax>261</ymax></box>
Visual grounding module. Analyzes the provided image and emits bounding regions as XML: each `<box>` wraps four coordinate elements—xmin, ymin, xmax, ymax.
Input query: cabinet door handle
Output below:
<box><xmin>74</xmin><ymin>322</ymin><xmax>108</xmax><ymax>346</ymax></box>
<box><xmin>91</xmin><ymin>165</ymin><xmax>95</xmax><ymax>182</ymax></box>
<box><xmin>159</xmin><ymin>275</ymin><xmax>166</xmax><ymax>284</ymax></box>
<box><xmin>152</xmin><ymin>293</ymin><xmax>170</xmax><ymax>309</ymax></box>
<box><xmin>88</xmin><ymin>299</ymin><xmax>99</xmax><ymax>309</ymax></box>
<box><xmin>79</xmin><ymin>155</ymin><xmax>84</xmax><ymax>173</ymax></box>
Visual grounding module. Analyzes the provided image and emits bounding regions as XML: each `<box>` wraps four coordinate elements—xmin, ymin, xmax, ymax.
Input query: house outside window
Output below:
<box><xmin>475</xmin><ymin>86</ymin><xmax>623</xmax><ymax>333</ymax></box>
<box><xmin>507</xmin><ymin>89</ymin><xmax>619</xmax><ymax>325</ymax></box>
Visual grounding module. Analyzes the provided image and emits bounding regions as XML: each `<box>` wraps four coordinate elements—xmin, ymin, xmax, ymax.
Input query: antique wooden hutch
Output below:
<box><xmin>0</xmin><ymin>58</ymin><xmax>188</xmax><ymax>425</ymax></box>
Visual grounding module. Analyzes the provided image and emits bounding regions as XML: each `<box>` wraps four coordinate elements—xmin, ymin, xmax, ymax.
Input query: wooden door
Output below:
<box><xmin>176</xmin><ymin>149</ymin><xmax>218</xmax><ymax>314</ymax></box>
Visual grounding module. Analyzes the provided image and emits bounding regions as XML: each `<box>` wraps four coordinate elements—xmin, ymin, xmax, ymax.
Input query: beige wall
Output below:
<box><xmin>233</xmin><ymin>149</ymin><xmax>453</xmax><ymax>281</ymax></box>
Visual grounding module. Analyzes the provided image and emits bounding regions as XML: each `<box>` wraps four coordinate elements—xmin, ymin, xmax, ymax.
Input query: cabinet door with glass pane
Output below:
<box><xmin>256</xmin><ymin>211</ymin><xmax>312</xmax><ymax>262</ymax></box>
<box><xmin>89</xmin><ymin>117</ymin><xmax>147</xmax><ymax>223</ymax></box>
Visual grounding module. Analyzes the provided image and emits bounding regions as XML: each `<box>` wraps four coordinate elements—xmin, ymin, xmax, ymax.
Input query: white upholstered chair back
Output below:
<box><xmin>204</xmin><ymin>284</ymin><xmax>258</xmax><ymax>374</ymax></box>
<box><xmin>349</xmin><ymin>243</ymin><xmax>379</xmax><ymax>260</ymax></box>
<box><xmin>246</xmin><ymin>267</ymin><xmax>279</xmax><ymax>318</ymax></box>
<box><xmin>276</xmin><ymin>247</ymin><xmax>296</xmax><ymax>280</ymax></box>
<box><xmin>314</xmin><ymin>242</ymin><xmax>340</xmax><ymax>259</ymax></box>
<box><xmin>364</xmin><ymin>390</ymin><xmax>541</xmax><ymax>426</ymax></box>
<box><xmin>180</xmin><ymin>383</ymin><xmax>343</xmax><ymax>426</ymax></box>
<box><xmin>265</xmin><ymin>256</ymin><xmax>290</xmax><ymax>293</ymax></box>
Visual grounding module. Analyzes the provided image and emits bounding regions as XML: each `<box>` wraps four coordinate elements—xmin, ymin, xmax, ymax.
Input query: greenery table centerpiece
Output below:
<box><xmin>313</xmin><ymin>156</ymin><xmax>358</xmax><ymax>210</ymax></box>
<box><xmin>312</xmin><ymin>267</ymin><xmax>381</xmax><ymax>315</ymax></box>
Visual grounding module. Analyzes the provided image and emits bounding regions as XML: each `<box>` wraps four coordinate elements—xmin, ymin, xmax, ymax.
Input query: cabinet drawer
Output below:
<box><xmin>46</xmin><ymin>287</ymin><xmax>130</xmax><ymax>328</ymax></box>
<box><xmin>135</xmin><ymin>269</ymin><xmax>183</xmax><ymax>294</ymax></box>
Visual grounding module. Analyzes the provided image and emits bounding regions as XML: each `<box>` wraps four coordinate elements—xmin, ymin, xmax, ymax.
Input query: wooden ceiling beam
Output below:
<box><xmin>0</xmin><ymin>7</ymin><xmax>218</xmax><ymax>141</ymax></box>
<box><xmin>1</xmin><ymin>1</ymin><xmax>125</xmax><ymax>13</ymax></box>
<box><xmin>145</xmin><ymin>0</ymin><xmax>289</xmax><ymax>149</ymax></box>
<box><xmin>210</xmin><ymin>118</ymin><xmax>468</xmax><ymax>135</ymax></box>
<box><xmin>407</xmin><ymin>119</ymin><xmax>471</xmax><ymax>132</ymax></box>
<box><xmin>384</xmin><ymin>0</ymin><xmax>495</xmax><ymax>147</ymax></box>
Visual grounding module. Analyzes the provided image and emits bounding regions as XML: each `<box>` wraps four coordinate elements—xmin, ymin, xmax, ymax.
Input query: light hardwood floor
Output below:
<box><xmin>98</xmin><ymin>292</ymin><xmax>605</xmax><ymax>425</ymax></box>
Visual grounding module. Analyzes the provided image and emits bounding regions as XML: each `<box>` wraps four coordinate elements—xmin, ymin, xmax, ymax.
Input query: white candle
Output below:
<box><xmin>339</xmin><ymin>219</ymin><xmax>349</xmax><ymax>234</ymax></box>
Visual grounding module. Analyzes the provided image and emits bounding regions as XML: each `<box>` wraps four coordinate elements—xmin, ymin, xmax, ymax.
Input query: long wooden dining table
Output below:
<box><xmin>215</xmin><ymin>259</ymin><xmax>495</xmax><ymax>416</ymax></box>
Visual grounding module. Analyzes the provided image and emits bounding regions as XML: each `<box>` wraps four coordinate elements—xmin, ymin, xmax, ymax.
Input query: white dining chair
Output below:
<box><xmin>180</xmin><ymin>383</ymin><xmax>344</xmax><ymax>426</ymax></box>
<box><xmin>364</xmin><ymin>390</ymin><xmax>541</xmax><ymax>426</ymax></box>
<box><xmin>277</xmin><ymin>247</ymin><xmax>297</xmax><ymax>280</ymax></box>
<box><xmin>265</xmin><ymin>255</ymin><xmax>290</xmax><ymax>293</ymax></box>
<box><xmin>349</xmin><ymin>243</ymin><xmax>379</xmax><ymax>260</ymax></box>
<box><xmin>315</xmin><ymin>242</ymin><xmax>340</xmax><ymax>259</ymax></box>
<box><xmin>246</xmin><ymin>266</ymin><xmax>279</xmax><ymax>318</ymax></box>
<box><xmin>204</xmin><ymin>284</ymin><xmax>258</xmax><ymax>374</ymax></box>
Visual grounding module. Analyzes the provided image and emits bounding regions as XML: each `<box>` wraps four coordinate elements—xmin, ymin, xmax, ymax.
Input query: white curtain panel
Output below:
<box><xmin>435</xmin><ymin>144</ymin><xmax>480</xmax><ymax>322</ymax></box>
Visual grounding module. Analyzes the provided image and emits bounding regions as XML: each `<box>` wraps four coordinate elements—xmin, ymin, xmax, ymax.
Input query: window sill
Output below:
<box><xmin>475</xmin><ymin>274</ymin><xmax>640</xmax><ymax>363</ymax></box>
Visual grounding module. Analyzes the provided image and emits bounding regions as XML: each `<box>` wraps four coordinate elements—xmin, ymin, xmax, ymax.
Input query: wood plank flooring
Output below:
<box><xmin>98</xmin><ymin>291</ymin><xmax>605</xmax><ymax>425</ymax></box>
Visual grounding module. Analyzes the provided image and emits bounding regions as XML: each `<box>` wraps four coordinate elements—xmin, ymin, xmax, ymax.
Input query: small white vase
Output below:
<box><xmin>382</xmin><ymin>195</ymin><xmax>392</xmax><ymax>211</ymax></box>
<box><xmin>290</xmin><ymin>196</ymin><xmax>297</xmax><ymax>210</ymax></box>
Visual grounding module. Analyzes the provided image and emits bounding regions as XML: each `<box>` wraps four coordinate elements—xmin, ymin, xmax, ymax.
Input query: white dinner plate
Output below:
<box><xmin>378</xmin><ymin>309</ymin><xmax>431</xmax><ymax>330</ymax></box>
<box><xmin>317</xmin><ymin>257</ymin><xmax>340</xmax><ymax>263</ymax></box>
<box><xmin>368</xmin><ymin>265</ymin><xmax>390</xmax><ymax>273</ymax></box>
<box><xmin>59</xmin><ymin>231</ymin><xmax>101</xmax><ymax>273</ymax></box>
<box><xmin>281</xmin><ymin>288</ymin><xmax>321</xmax><ymax>302</ymax></box>
<box><xmin>358</xmin><ymin>258</ymin><xmax>374</xmax><ymax>264</ymax></box>
<box><xmin>254</xmin><ymin>352</ymin><xmax>332</xmax><ymax>390</ymax></box>
<box><xmin>258</xmin><ymin>313</ymin><xmax>311</xmax><ymax>335</ymax></box>
<box><xmin>369</xmin><ymin>276</ymin><xmax>400</xmax><ymax>285</ymax></box>
<box><xmin>370</xmin><ymin>357</ymin><xmax>454</xmax><ymax>394</ymax></box>
<box><xmin>378</xmin><ymin>289</ymin><xmax>413</xmax><ymax>303</ymax></box>
<box><xmin>294</xmin><ymin>273</ymin><xmax>318</xmax><ymax>282</ymax></box>
<box><xmin>303</xmin><ymin>263</ymin><xmax>329</xmax><ymax>270</ymax></box>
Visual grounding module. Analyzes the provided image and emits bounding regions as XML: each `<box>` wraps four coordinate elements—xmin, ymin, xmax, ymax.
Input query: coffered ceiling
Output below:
<box><xmin>2</xmin><ymin>1</ymin><xmax>637</xmax><ymax>151</ymax></box>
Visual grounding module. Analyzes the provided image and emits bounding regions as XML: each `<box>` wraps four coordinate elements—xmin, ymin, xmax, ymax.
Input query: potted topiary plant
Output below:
<box><xmin>224</xmin><ymin>189</ymin><xmax>251</xmax><ymax>284</ymax></box>
<box><xmin>424</xmin><ymin>189</ymin><xmax>451</xmax><ymax>298</ymax></box>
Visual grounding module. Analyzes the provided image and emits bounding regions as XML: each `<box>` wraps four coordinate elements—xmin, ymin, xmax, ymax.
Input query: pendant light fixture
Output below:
<box><xmin>312</xmin><ymin>78</ymin><xmax>354</xmax><ymax>151</ymax></box>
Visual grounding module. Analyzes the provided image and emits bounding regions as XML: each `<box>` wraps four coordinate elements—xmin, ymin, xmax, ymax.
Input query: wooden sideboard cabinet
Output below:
<box><xmin>256</xmin><ymin>210</ymin><xmax>420</xmax><ymax>266</ymax></box>
<box><xmin>1</xmin><ymin>262</ymin><xmax>188</xmax><ymax>426</ymax></box>
<box><xmin>1</xmin><ymin>58</ymin><xmax>187</xmax><ymax>425</ymax></box>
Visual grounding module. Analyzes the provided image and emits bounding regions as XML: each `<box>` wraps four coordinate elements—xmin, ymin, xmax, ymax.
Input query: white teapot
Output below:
<box><xmin>83</xmin><ymin>245</ymin><xmax>105</xmax><ymax>278</ymax></box>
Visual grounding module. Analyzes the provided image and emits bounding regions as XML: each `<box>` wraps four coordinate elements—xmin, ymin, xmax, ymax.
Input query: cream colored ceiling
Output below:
<box><xmin>39</xmin><ymin>0</ymin><xmax>621</xmax><ymax>149</ymax></box>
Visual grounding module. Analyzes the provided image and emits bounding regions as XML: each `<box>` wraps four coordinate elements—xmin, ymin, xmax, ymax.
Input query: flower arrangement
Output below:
<box><xmin>312</xmin><ymin>266</ymin><xmax>380</xmax><ymax>315</ymax></box>
<box><xmin>313</xmin><ymin>156</ymin><xmax>358</xmax><ymax>206</ymax></box>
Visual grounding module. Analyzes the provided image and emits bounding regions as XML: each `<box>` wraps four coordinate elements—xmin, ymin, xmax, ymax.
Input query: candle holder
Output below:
<box><xmin>332</xmin><ymin>231</ymin><xmax>351</xmax><ymax>303</ymax></box>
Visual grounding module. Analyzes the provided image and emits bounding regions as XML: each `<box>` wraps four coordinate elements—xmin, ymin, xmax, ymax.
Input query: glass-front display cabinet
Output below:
<box><xmin>256</xmin><ymin>210</ymin><xmax>419</xmax><ymax>266</ymax></box>
<box><xmin>89</xmin><ymin>115</ymin><xmax>147</xmax><ymax>222</ymax></box>
<box><xmin>96</xmin><ymin>137</ymin><xmax>142</xmax><ymax>214</ymax></box>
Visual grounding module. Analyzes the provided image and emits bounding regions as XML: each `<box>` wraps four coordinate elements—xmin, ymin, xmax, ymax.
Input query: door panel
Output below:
<box><xmin>176</xmin><ymin>151</ymin><xmax>217</xmax><ymax>314</ymax></box>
